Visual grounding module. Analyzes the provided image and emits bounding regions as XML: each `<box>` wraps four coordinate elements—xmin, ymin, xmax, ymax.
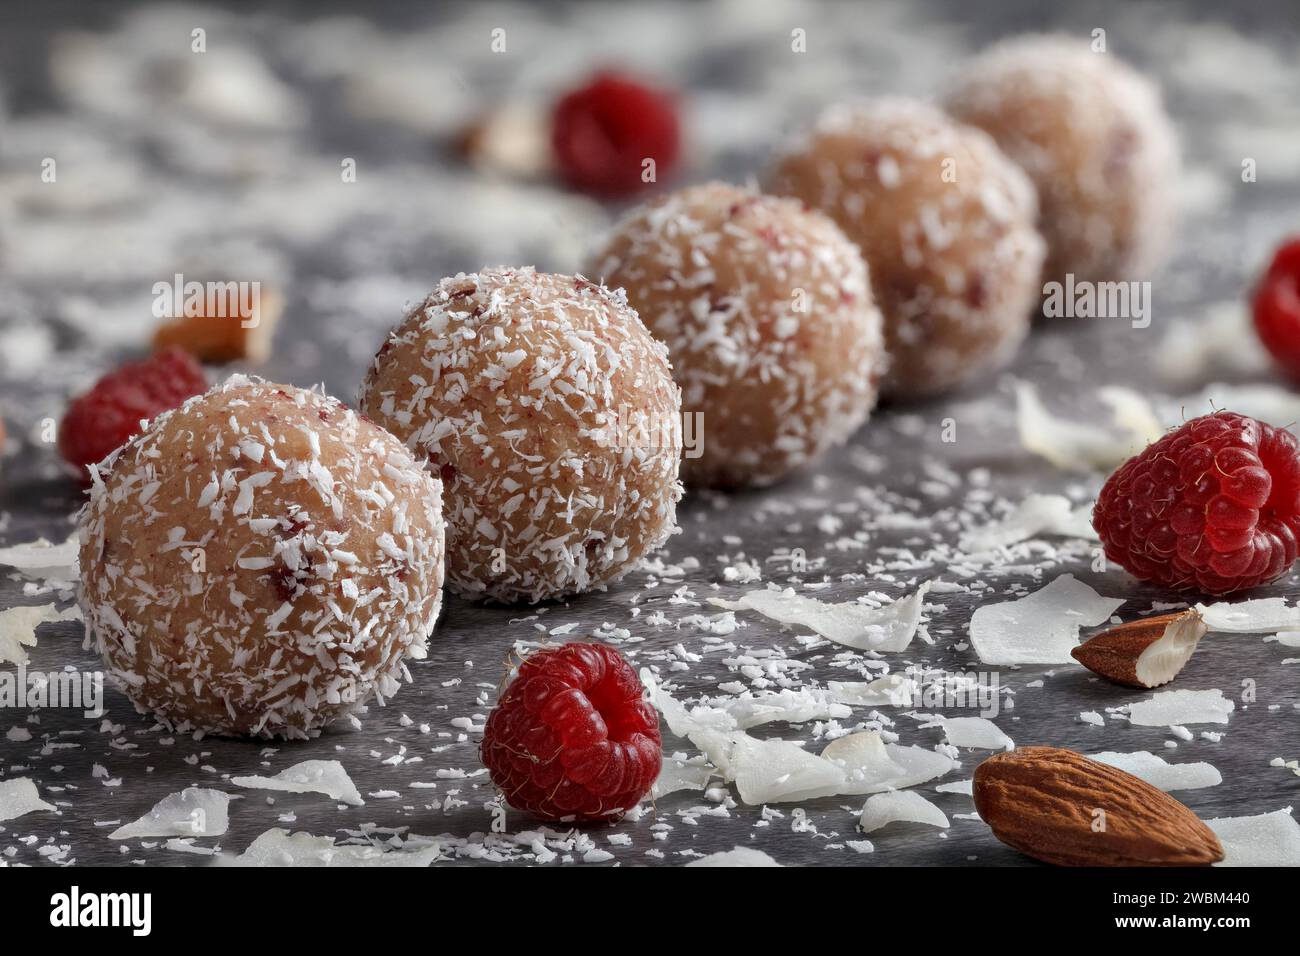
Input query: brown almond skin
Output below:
<box><xmin>974</xmin><ymin>747</ymin><xmax>1224</xmax><ymax>867</ymax></box>
<box><xmin>1071</xmin><ymin>613</ymin><xmax>1175</xmax><ymax>687</ymax></box>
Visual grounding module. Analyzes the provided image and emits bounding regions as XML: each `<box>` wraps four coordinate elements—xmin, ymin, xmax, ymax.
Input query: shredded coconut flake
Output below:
<box><xmin>970</xmin><ymin>574</ymin><xmax>1125</xmax><ymax>665</ymax></box>
<box><xmin>858</xmin><ymin>790</ymin><xmax>950</xmax><ymax>833</ymax></box>
<box><xmin>109</xmin><ymin>787</ymin><xmax>231</xmax><ymax>839</ymax></box>
<box><xmin>230</xmin><ymin>759</ymin><xmax>364</xmax><ymax>806</ymax></box>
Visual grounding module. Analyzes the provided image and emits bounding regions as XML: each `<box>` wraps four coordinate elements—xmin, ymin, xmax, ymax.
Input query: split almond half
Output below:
<box><xmin>974</xmin><ymin>747</ymin><xmax>1223</xmax><ymax>867</ymax></box>
<box><xmin>152</xmin><ymin>287</ymin><xmax>282</xmax><ymax>364</ymax></box>
<box><xmin>1071</xmin><ymin>609</ymin><xmax>1206</xmax><ymax>688</ymax></box>
<box><xmin>455</xmin><ymin>104</ymin><xmax>552</xmax><ymax>179</ymax></box>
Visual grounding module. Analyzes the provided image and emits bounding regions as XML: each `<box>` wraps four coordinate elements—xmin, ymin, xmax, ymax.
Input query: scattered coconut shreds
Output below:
<box><xmin>1090</xmin><ymin>751</ymin><xmax>1222</xmax><ymax>791</ymax></box>
<box><xmin>827</xmin><ymin>674</ymin><xmax>917</xmax><ymax>707</ymax></box>
<box><xmin>935</xmin><ymin>779</ymin><xmax>974</xmax><ymax>796</ymax></box>
<box><xmin>0</xmin><ymin>776</ymin><xmax>56</xmax><ymax>822</ymax></box>
<box><xmin>709</xmin><ymin>581</ymin><xmax>931</xmax><ymax>652</ymax></box>
<box><xmin>722</xmin><ymin>688</ymin><xmax>852</xmax><ymax>728</ymax></box>
<box><xmin>644</xmin><ymin>676</ymin><xmax>954</xmax><ymax>804</ymax></box>
<box><xmin>1126</xmin><ymin>688</ymin><xmax>1235</xmax><ymax>726</ymax></box>
<box><xmin>0</xmin><ymin>533</ymin><xmax>80</xmax><ymax>583</ymax></box>
<box><xmin>685</xmin><ymin>847</ymin><xmax>782</xmax><ymax>867</ymax></box>
<box><xmin>970</xmin><ymin>574</ymin><xmax>1125</xmax><ymax>666</ymax></box>
<box><xmin>1015</xmin><ymin>381</ymin><xmax>1161</xmax><ymax>471</ymax></box>
<box><xmin>226</xmin><ymin>829</ymin><xmax>439</xmax><ymax>867</ymax></box>
<box><xmin>1196</xmin><ymin>597</ymin><xmax>1300</xmax><ymax>633</ymax></box>
<box><xmin>958</xmin><ymin>493</ymin><xmax>1096</xmax><ymax>553</ymax></box>
<box><xmin>108</xmin><ymin>787</ymin><xmax>231</xmax><ymax>840</ymax></box>
<box><xmin>229</xmin><ymin>759</ymin><xmax>365</xmax><ymax>806</ymax></box>
<box><xmin>939</xmin><ymin>716</ymin><xmax>1014</xmax><ymax>751</ymax></box>
<box><xmin>0</xmin><ymin>602</ymin><xmax>81</xmax><ymax>666</ymax></box>
<box><xmin>859</xmin><ymin>790</ymin><xmax>950</xmax><ymax>833</ymax></box>
<box><xmin>1207</xmin><ymin>808</ymin><xmax>1300</xmax><ymax>867</ymax></box>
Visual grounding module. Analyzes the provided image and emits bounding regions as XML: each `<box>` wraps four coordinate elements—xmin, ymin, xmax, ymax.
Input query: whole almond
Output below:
<box><xmin>974</xmin><ymin>747</ymin><xmax>1223</xmax><ymax>866</ymax></box>
<box><xmin>1071</xmin><ymin>609</ymin><xmax>1206</xmax><ymax>688</ymax></box>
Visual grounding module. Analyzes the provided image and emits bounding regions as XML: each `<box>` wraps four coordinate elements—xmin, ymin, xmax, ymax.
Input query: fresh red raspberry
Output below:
<box><xmin>1252</xmin><ymin>237</ymin><xmax>1300</xmax><ymax>382</ymax></box>
<box><xmin>58</xmin><ymin>347</ymin><xmax>208</xmax><ymax>476</ymax></box>
<box><xmin>482</xmin><ymin>642</ymin><xmax>661</xmax><ymax>821</ymax></box>
<box><xmin>1093</xmin><ymin>411</ymin><xmax>1300</xmax><ymax>595</ymax></box>
<box><xmin>551</xmin><ymin>71</ymin><xmax>680</xmax><ymax>199</ymax></box>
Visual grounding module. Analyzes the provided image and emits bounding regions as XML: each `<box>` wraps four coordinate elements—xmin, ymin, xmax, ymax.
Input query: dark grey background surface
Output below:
<box><xmin>1</xmin><ymin>0</ymin><xmax>1298</xmax><ymax>866</ymax></box>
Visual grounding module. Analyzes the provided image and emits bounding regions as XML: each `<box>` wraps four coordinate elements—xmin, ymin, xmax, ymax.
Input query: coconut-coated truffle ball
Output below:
<box><xmin>361</xmin><ymin>267</ymin><xmax>683</xmax><ymax>604</ymax></box>
<box><xmin>592</xmin><ymin>182</ymin><xmax>885</xmax><ymax>488</ymax></box>
<box><xmin>943</xmin><ymin>35</ymin><xmax>1178</xmax><ymax>284</ymax></box>
<box><xmin>79</xmin><ymin>376</ymin><xmax>446</xmax><ymax>740</ymax></box>
<box><xmin>768</xmin><ymin>99</ymin><xmax>1045</xmax><ymax>399</ymax></box>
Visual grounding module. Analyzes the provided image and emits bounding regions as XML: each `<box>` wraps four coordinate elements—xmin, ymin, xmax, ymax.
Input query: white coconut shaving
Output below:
<box><xmin>821</xmin><ymin>732</ymin><xmax>957</xmax><ymax>796</ymax></box>
<box><xmin>827</xmin><ymin>674</ymin><xmax>917</xmax><ymax>707</ymax></box>
<box><xmin>0</xmin><ymin>603</ymin><xmax>81</xmax><ymax>666</ymax></box>
<box><xmin>230</xmin><ymin>759</ymin><xmax>365</xmax><ymax>806</ymax></box>
<box><xmin>726</xmin><ymin>733</ymin><xmax>849</xmax><ymax>804</ymax></box>
<box><xmin>958</xmin><ymin>493</ymin><xmax>1096</xmax><ymax>552</ymax></box>
<box><xmin>1089</xmin><ymin>751</ymin><xmax>1222</xmax><ymax>791</ymax></box>
<box><xmin>685</xmin><ymin>847</ymin><xmax>782</xmax><ymax>867</ymax></box>
<box><xmin>709</xmin><ymin>581</ymin><xmax>931</xmax><ymax>652</ymax></box>
<box><xmin>1126</xmin><ymin>689</ymin><xmax>1235</xmax><ymax>726</ymax></box>
<box><xmin>227</xmin><ymin>828</ymin><xmax>439</xmax><ymax>867</ymax></box>
<box><xmin>1015</xmin><ymin>382</ymin><xmax>1162</xmax><ymax>471</ymax></box>
<box><xmin>644</xmin><ymin>675</ymin><xmax>954</xmax><ymax>804</ymax></box>
<box><xmin>858</xmin><ymin>790</ymin><xmax>950</xmax><ymax>833</ymax></box>
<box><xmin>0</xmin><ymin>534</ymin><xmax>80</xmax><ymax>592</ymax></box>
<box><xmin>108</xmin><ymin>788</ymin><xmax>231</xmax><ymax>840</ymax></box>
<box><xmin>0</xmin><ymin>777</ymin><xmax>56</xmax><ymax>822</ymax></box>
<box><xmin>718</xmin><ymin>688</ymin><xmax>852</xmax><ymax>729</ymax></box>
<box><xmin>1196</xmin><ymin>597</ymin><xmax>1300</xmax><ymax>633</ymax></box>
<box><xmin>1155</xmin><ymin>302</ymin><xmax>1270</xmax><ymax>387</ymax></box>
<box><xmin>652</xmin><ymin>755</ymin><xmax>715</xmax><ymax>799</ymax></box>
<box><xmin>1207</xmin><ymin>808</ymin><xmax>1300</xmax><ymax>867</ymax></box>
<box><xmin>969</xmin><ymin>574</ymin><xmax>1125</xmax><ymax>665</ymax></box>
<box><xmin>939</xmin><ymin>716</ymin><xmax>1014</xmax><ymax>751</ymax></box>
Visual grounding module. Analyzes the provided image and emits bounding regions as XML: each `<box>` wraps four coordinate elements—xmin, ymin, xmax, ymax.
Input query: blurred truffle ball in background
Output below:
<box><xmin>593</xmin><ymin>181</ymin><xmax>885</xmax><ymax>488</ymax></box>
<box><xmin>768</xmin><ymin>99</ymin><xmax>1045</xmax><ymax>400</ymax></box>
<box><xmin>943</xmin><ymin>34</ymin><xmax>1179</xmax><ymax>285</ymax></box>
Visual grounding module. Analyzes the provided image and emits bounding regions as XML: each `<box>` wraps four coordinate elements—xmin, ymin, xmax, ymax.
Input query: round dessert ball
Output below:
<box><xmin>360</xmin><ymin>267</ymin><xmax>682</xmax><ymax>604</ymax></box>
<box><xmin>592</xmin><ymin>182</ymin><xmax>885</xmax><ymax>488</ymax></box>
<box><xmin>943</xmin><ymin>35</ymin><xmax>1178</xmax><ymax>284</ymax></box>
<box><xmin>768</xmin><ymin>99</ymin><xmax>1045</xmax><ymax>399</ymax></box>
<box><xmin>79</xmin><ymin>376</ymin><xmax>446</xmax><ymax>740</ymax></box>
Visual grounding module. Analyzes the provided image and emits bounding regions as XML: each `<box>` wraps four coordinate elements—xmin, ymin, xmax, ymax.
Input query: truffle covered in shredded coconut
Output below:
<box><xmin>361</xmin><ymin>266</ymin><xmax>682</xmax><ymax>603</ymax></box>
<box><xmin>78</xmin><ymin>376</ymin><xmax>446</xmax><ymax>739</ymax></box>
<box><xmin>593</xmin><ymin>182</ymin><xmax>885</xmax><ymax>488</ymax></box>
<box><xmin>943</xmin><ymin>34</ymin><xmax>1178</xmax><ymax>284</ymax></box>
<box><xmin>768</xmin><ymin>98</ymin><xmax>1044</xmax><ymax>398</ymax></box>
